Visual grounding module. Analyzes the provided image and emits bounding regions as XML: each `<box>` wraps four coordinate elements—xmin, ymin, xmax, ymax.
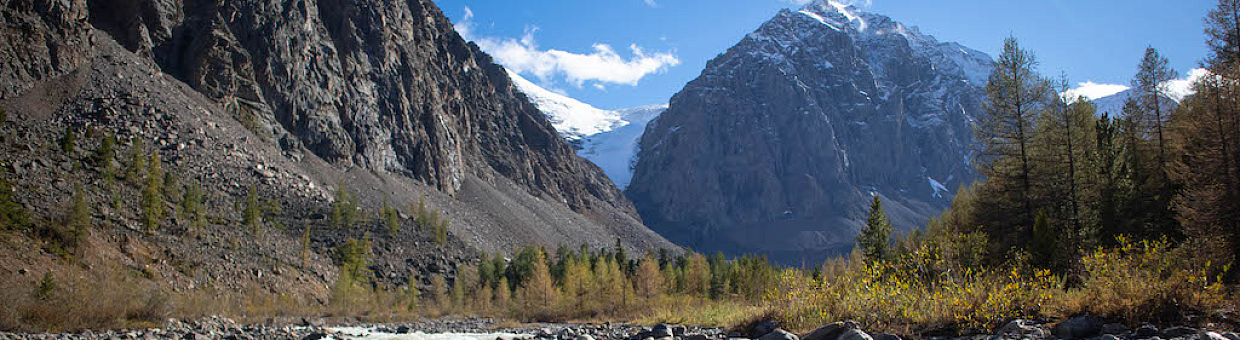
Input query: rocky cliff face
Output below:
<box><xmin>83</xmin><ymin>0</ymin><xmax>631</xmax><ymax>213</ymax></box>
<box><xmin>0</xmin><ymin>0</ymin><xmax>675</xmax><ymax>292</ymax></box>
<box><xmin>627</xmin><ymin>1</ymin><xmax>988</xmax><ymax>264</ymax></box>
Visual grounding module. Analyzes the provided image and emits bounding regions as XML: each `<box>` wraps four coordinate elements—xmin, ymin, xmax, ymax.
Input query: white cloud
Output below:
<box><xmin>643</xmin><ymin>0</ymin><xmax>658</xmax><ymax>8</ymax></box>
<box><xmin>1064</xmin><ymin>81</ymin><xmax>1130</xmax><ymax>101</ymax></box>
<box><xmin>1062</xmin><ymin>68</ymin><xmax>1213</xmax><ymax>103</ymax></box>
<box><xmin>1165</xmin><ymin>68</ymin><xmax>1210</xmax><ymax>102</ymax></box>
<box><xmin>454</xmin><ymin>8</ymin><xmax>680</xmax><ymax>88</ymax></box>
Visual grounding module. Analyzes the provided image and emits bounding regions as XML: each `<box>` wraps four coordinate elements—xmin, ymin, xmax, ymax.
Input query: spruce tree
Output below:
<box><xmin>857</xmin><ymin>195</ymin><xmax>893</xmax><ymax>264</ymax></box>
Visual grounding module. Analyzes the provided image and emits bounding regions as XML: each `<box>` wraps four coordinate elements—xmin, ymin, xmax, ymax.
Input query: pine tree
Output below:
<box><xmin>634</xmin><ymin>253</ymin><xmax>664</xmax><ymax>300</ymax></box>
<box><xmin>978</xmin><ymin>36</ymin><xmax>1049</xmax><ymax>240</ymax></box>
<box><xmin>430</xmin><ymin>274</ymin><xmax>449</xmax><ymax>311</ymax></box>
<box><xmin>330</xmin><ymin>183</ymin><xmax>359</xmax><ymax>229</ymax></box>
<box><xmin>494</xmin><ymin>276</ymin><xmax>512</xmax><ymax>308</ymax></box>
<box><xmin>560</xmin><ymin>255</ymin><xmax>593</xmax><ymax>313</ymax></box>
<box><xmin>59</xmin><ymin>129</ymin><xmax>76</xmax><ymax>154</ymax></box>
<box><xmin>857</xmin><ymin>196</ymin><xmax>893</xmax><ymax>264</ymax></box>
<box><xmin>182</xmin><ymin>181</ymin><xmax>205</xmax><ymax>234</ymax></box>
<box><xmin>382</xmin><ymin>199</ymin><xmax>399</xmax><ymax>237</ymax></box>
<box><xmin>243</xmin><ymin>185</ymin><xmax>261</xmax><ymax>233</ymax></box>
<box><xmin>1172</xmin><ymin>68</ymin><xmax>1240</xmax><ymax>281</ymax></box>
<box><xmin>1205</xmin><ymin>0</ymin><xmax>1240</xmax><ymax>70</ymax></box>
<box><xmin>519</xmin><ymin>249</ymin><xmax>557</xmax><ymax>316</ymax></box>
<box><xmin>1132</xmin><ymin>47</ymin><xmax>1179</xmax><ymax>172</ymax></box>
<box><xmin>140</xmin><ymin>151</ymin><xmax>164</xmax><ymax>233</ymax></box>
<box><xmin>126</xmin><ymin>139</ymin><xmax>146</xmax><ymax>184</ymax></box>
<box><xmin>404</xmin><ymin>274</ymin><xmax>421</xmax><ymax>311</ymax></box>
<box><xmin>94</xmin><ymin>133</ymin><xmax>115</xmax><ymax>166</ymax></box>
<box><xmin>68</xmin><ymin>187</ymin><xmax>90</xmax><ymax>254</ymax></box>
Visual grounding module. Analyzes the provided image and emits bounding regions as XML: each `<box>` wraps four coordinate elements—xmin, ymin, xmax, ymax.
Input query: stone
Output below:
<box><xmin>1162</xmin><ymin>327</ymin><xmax>1199</xmax><ymax>339</ymax></box>
<box><xmin>396</xmin><ymin>326</ymin><xmax>412</xmax><ymax>334</ymax></box>
<box><xmin>301</xmin><ymin>333</ymin><xmax>329</xmax><ymax>340</ymax></box>
<box><xmin>576</xmin><ymin>335</ymin><xmax>595</xmax><ymax>340</ymax></box>
<box><xmin>685</xmin><ymin>335</ymin><xmax>710</xmax><ymax>340</ymax></box>
<box><xmin>759</xmin><ymin>330</ymin><xmax>799</xmax><ymax>340</ymax></box>
<box><xmin>1103</xmin><ymin>324</ymin><xmax>1129</xmax><ymax>336</ymax></box>
<box><xmin>652</xmin><ymin>324</ymin><xmax>674</xmax><ymax>338</ymax></box>
<box><xmin>802</xmin><ymin>322</ymin><xmax>859</xmax><ymax>340</ymax></box>
<box><xmin>1100</xmin><ymin>335</ymin><xmax>1122</xmax><ymax>340</ymax></box>
<box><xmin>753</xmin><ymin>321</ymin><xmax>782</xmax><ymax>338</ymax></box>
<box><xmin>1052</xmin><ymin>315</ymin><xmax>1104</xmax><ymax>339</ymax></box>
<box><xmin>1221</xmin><ymin>333</ymin><xmax>1240</xmax><ymax>340</ymax></box>
<box><xmin>838</xmin><ymin>329</ymin><xmax>872</xmax><ymax>340</ymax></box>
<box><xmin>873</xmin><ymin>334</ymin><xmax>900</xmax><ymax>340</ymax></box>
<box><xmin>999</xmin><ymin>320</ymin><xmax>1038</xmax><ymax>336</ymax></box>
<box><xmin>1136</xmin><ymin>325</ymin><xmax>1160</xmax><ymax>338</ymax></box>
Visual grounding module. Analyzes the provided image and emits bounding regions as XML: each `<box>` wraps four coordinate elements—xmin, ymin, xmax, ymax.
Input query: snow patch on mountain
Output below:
<box><xmin>507</xmin><ymin>70</ymin><xmax>625</xmax><ymax>140</ymax></box>
<box><xmin>579</xmin><ymin>105</ymin><xmax>668</xmax><ymax>189</ymax></box>
<box><xmin>507</xmin><ymin>68</ymin><xmax>666</xmax><ymax>189</ymax></box>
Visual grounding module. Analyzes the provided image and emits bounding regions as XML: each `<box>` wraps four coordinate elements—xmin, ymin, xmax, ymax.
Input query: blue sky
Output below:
<box><xmin>437</xmin><ymin>0</ymin><xmax>1214</xmax><ymax>110</ymax></box>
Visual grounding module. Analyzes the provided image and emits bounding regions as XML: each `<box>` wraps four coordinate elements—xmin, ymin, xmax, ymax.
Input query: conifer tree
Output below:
<box><xmin>683</xmin><ymin>252</ymin><xmax>710</xmax><ymax>297</ymax></box>
<box><xmin>59</xmin><ymin>129</ymin><xmax>76</xmax><ymax>154</ymax></box>
<box><xmin>1132</xmin><ymin>47</ymin><xmax>1179</xmax><ymax>172</ymax></box>
<box><xmin>430</xmin><ymin>274</ymin><xmax>449</xmax><ymax>311</ymax></box>
<box><xmin>520</xmin><ymin>249</ymin><xmax>557</xmax><ymax>313</ymax></box>
<box><xmin>330</xmin><ymin>183</ymin><xmax>359</xmax><ymax>229</ymax></box>
<box><xmin>404</xmin><ymin>274</ymin><xmax>421</xmax><ymax>310</ymax></box>
<box><xmin>68</xmin><ymin>187</ymin><xmax>89</xmax><ymax>254</ymax></box>
<box><xmin>140</xmin><ymin>151</ymin><xmax>164</xmax><ymax>233</ymax></box>
<box><xmin>857</xmin><ymin>196</ymin><xmax>893</xmax><ymax>264</ymax></box>
<box><xmin>494</xmin><ymin>276</ymin><xmax>512</xmax><ymax>308</ymax></box>
<box><xmin>182</xmin><ymin>181</ymin><xmax>205</xmax><ymax>234</ymax></box>
<box><xmin>634</xmin><ymin>253</ymin><xmax>664</xmax><ymax>300</ymax></box>
<box><xmin>243</xmin><ymin>185</ymin><xmax>262</xmax><ymax>233</ymax></box>
<box><xmin>979</xmin><ymin>36</ymin><xmax>1049</xmax><ymax>238</ymax></box>
<box><xmin>1205</xmin><ymin>0</ymin><xmax>1240</xmax><ymax>70</ymax></box>
<box><xmin>560</xmin><ymin>256</ymin><xmax>593</xmax><ymax>313</ymax></box>
<box><xmin>126</xmin><ymin>139</ymin><xmax>146</xmax><ymax>184</ymax></box>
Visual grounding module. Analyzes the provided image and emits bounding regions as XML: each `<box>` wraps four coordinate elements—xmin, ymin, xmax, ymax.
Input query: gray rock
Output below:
<box><xmin>1052</xmin><ymin>315</ymin><xmax>1104</xmax><ymax>339</ymax></box>
<box><xmin>1163</xmin><ymin>327</ymin><xmax>1199</xmax><ymax>339</ymax></box>
<box><xmin>576</xmin><ymin>335</ymin><xmax>595</xmax><ymax>340</ymax></box>
<box><xmin>838</xmin><ymin>330</ymin><xmax>873</xmax><ymax>340</ymax></box>
<box><xmin>685</xmin><ymin>335</ymin><xmax>710</xmax><ymax>340</ymax></box>
<box><xmin>873</xmin><ymin>334</ymin><xmax>900</xmax><ymax>340</ymax></box>
<box><xmin>1136</xmin><ymin>325</ymin><xmax>1160</xmax><ymax>338</ymax></box>
<box><xmin>802</xmin><ymin>321</ymin><xmax>859</xmax><ymax>340</ymax></box>
<box><xmin>999</xmin><ymin>320</ymin><xmax>1038</xmax><ymax>336</ymax></box>
<box><xmin>754</xmin><ymin>321</ymin><xmax>782</xmax><ymax>338</ymax></box>
<box><xmin>1100</xmin><ymin>335</ymin><xmax>1122</xmax><ymax>340</ymax></box>
<box><xmin>1221</xmin><ymin>333</ymin><xmax>1240</xmax><ymax>340</ymax></box>
<box><xmin>301</xmin><ymin>333</ymin><xmax>329</xmax><ymax>340</ymax></box>
<box><xmin>760</xmin><ymin>330</ymin><xmax>799</xmax><ymax>340</ymax></box>
<box><xmin>1103</xmin><ymin>324</ymin><xmax>1129</xmax><ymax>336</ymax></box>
<box><xmin>652</xmin><ymin>325</ymin><xmax>675</xmax><ymax>338</ymax></box>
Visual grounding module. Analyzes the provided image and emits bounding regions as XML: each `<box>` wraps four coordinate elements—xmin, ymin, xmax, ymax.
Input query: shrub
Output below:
<box><xmin>242</xmin><ymin>185</ymin><xmax>261</xmax><ymax>233</ymax></box>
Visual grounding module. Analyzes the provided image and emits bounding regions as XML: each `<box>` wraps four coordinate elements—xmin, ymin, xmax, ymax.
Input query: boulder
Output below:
<box><xmin>802</xmin><ymin>321</ymin><xmax>859</xmax><ymax>340</ymax></box>
<box><xmin>999</xmin><ymin>320</ymin><xmax>1039</xmax><ymax>336</ymax></box>
<box><xmin>754</xmin><ymin>321</ymin><xmax>782</xmax><ymax>338</ymax></box>
<box><xmin>838</xmin><ymin>329</ymin><xmax>873</xmax><ymax>340</ymax></box>
<box><xmin>873</xmin><ymin>334</ymin><xmax>900</xmax><ymax>340</ymax></box>
<box><xmin>1103</xmin><ymin>324</ymin><xmax>1129</xmax><ymax>335</ymax></box>
<box><xmin>1162</xmin><ymin>327</ymin><xmax>1199</xmax><ymax>339</ymax></box>
<box><xmin>1052</xmin><ymin>315</ymin><xmax>1104</xmax><ymax>339</ymax></box>
<box><xmin>760</xmin><ymin>330</ymin><xmax>799</xmax><ymax>340</ymax></box>
<box><xmin>652</xmin><ymin>324</ymin><xmax>675</xmax><ymax>338</ymax></box>
<box><xmin>1135</xmin><ymin>325</ymin><xmax>1160</xmax><ymax>338</ymax></box>
<box><xmin>301</xmin><ymin>333</ymin><xmax>329</xmax><ymax>340</ymax></box>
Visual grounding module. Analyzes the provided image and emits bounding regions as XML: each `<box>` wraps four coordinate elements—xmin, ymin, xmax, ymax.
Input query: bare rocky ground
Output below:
<box><xmin>0</xmin><ymin>316</ymin><xmax>1236</xmax><ymax>340</ymax></box>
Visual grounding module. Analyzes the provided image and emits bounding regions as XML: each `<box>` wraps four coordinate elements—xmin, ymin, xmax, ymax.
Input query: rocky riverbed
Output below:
<box><xmin>0</xmin><ymin>316</ymin><xmax>1234</xmax><ymax>340</ymax></box>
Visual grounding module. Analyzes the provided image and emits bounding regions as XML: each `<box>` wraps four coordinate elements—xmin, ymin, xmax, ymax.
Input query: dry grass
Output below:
<box><xmin>765</xmin><ymin>238</ymin><xmax>1231</xmax><ymax>336</ymax></box>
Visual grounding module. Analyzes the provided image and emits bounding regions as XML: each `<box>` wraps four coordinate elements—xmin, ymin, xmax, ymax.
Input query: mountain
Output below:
<box><xmin>627</xmin><ymin>0</ymin><xmax>989</xmax><ymax>264</ymax></box>
<box><xmin>506</xmin><ymin>71</ymin><xmax>667</xmax><ymax>189</ymax></box>
<box><xmin>0</xmin><ymin>0</ymin><xmax>675</xmax><ymax>296</ymax></box>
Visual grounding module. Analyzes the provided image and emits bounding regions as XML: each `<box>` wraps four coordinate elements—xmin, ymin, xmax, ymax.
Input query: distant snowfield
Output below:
<box><xmin>507</xmin><ymin>69</ymin><xmax>667</xmax><ymax>189</ymax></box>
<box><xmin>326</xmin><ymin>327</ymin><xmax>530</xmax><ymax>340</ymax></box>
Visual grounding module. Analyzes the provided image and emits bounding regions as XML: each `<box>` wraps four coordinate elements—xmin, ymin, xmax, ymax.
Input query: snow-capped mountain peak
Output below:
<box><xmin>506</xmin><ymin>69</ymin><xmax>667</xmax><ymax>189</ymax></box>
<box><xmin>506</xmin><ymin>70</ymin><xmax>626</xmax><ymax>141</ymax></box>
